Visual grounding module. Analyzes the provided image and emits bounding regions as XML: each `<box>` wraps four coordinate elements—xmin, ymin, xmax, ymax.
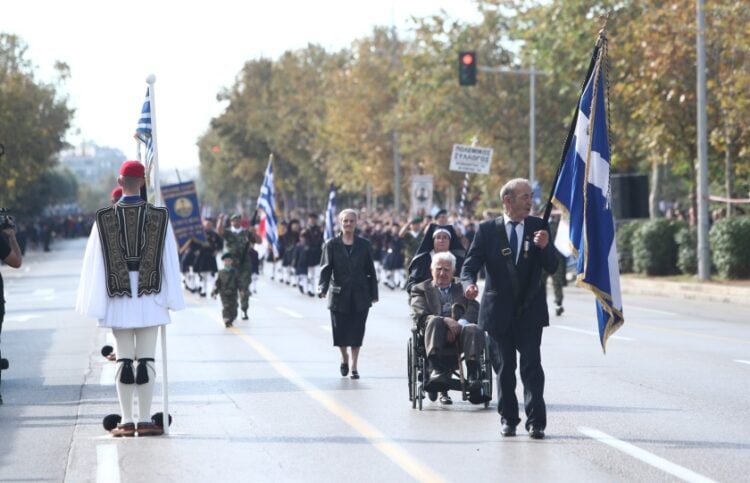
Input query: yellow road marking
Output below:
<box><xmin>229</xmin><ymin>327</ymin><xmax>446</xmax><ymax>483</ymax></box>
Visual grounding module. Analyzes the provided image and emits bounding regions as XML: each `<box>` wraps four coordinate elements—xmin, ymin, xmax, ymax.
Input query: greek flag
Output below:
<box><xmin>135</xmin><ymin>87</ymin><xmax>154</xmax><ymax>168</ymax></box>
<box><xmin>256</xmin><ymin>158</ymin><xmax>279</xmax><ymax>255</ymax></box>
<box><xmin>552</xmin><ymin>38</ymin><xmax>624</xmax><ymax>351</ymax></box>
<box><xmin>324</xmin><ymin>183</ymin><xmax>336</xmax><ymax>241</ymax></box>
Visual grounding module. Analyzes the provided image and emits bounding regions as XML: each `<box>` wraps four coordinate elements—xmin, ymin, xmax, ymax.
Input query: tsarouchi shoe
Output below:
<box><xmin>137</xmin><ymin>422</ymin><xmax>164</xmax><ymax>437</ymax></box>
<box><xmin>111</xmin><ymin>422</ymin><xmax>136</xmax><ymax>437</ymax></box>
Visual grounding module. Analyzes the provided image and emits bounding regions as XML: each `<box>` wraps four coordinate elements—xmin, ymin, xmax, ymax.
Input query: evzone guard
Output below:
<box><xmin>76</xmin><ymin>160</ymin><xmax>185</xmax><ymax>437</ymax></box>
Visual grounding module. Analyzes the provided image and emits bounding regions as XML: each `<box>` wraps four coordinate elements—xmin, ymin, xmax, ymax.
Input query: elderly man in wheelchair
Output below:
<box><xmin>409</xmin><ymin>251</ymin><xmax>492</xmax><ymax>407</ymax></box>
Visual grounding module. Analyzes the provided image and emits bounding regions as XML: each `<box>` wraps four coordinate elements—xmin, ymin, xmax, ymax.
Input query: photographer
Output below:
<box><xmin>0</xmin><ymin>211</ymin><xmax>23</xmax><ymax>405</ymax></box>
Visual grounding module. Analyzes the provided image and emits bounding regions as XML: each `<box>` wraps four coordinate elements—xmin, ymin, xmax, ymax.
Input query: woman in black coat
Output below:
<box><xmin>318</xmin><ymin>208</ymin><xmax>379</xmax><ymax>379</ymax></box>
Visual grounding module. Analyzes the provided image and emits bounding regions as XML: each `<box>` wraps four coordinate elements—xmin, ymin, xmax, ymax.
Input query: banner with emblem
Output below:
<box><xmin>410</xmin><ymin>175</ymin><xmax>433</xmax><ymax>215</ymax></box>
<box><xmin>161</xmin><ymin>181</ymin><xmax>205</xmax><ymax>252</ymax></box>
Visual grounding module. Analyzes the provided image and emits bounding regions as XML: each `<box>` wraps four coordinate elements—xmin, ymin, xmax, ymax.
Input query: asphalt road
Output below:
<box><xmin>0</xmin><ymin>238</ymin><xmax>748</xmax><ymax>482</ymax></box>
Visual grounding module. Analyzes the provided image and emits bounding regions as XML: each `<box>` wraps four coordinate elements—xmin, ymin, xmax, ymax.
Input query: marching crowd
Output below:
<box><xmin>4</xmin><ymin>160</ymin><xmax>568</xmax><ymax>441</ymax></box>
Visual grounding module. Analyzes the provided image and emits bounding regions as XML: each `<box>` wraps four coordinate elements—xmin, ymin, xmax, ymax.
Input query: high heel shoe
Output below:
<box><xmin>340</xmin><ymin>362</ymin><xmax>349</xmax><ymax>377</ymax></box>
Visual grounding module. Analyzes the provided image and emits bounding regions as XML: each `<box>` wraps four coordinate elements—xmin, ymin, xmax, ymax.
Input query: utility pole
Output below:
<box><xmin>696</xmin><ymin>0</ymin><xmax>710</xmax><ymax>281</ymax></box>
<box><xmin>478</xmin><ymin>64</ymin><xmax>546</xmax><ymax>186</ymax></box>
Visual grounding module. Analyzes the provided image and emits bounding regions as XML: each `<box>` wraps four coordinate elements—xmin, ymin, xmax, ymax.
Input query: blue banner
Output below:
<box><xmin>161</xmin><ymin>181</ymin><xmax>205</xmax><ymax>252</ymax></box>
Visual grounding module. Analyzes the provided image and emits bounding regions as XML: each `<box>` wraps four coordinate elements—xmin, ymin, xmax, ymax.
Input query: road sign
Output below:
<box><xmin>449</xmin><ymin>144</ymin><xmax>493</xmax><ymax>174</ymax></box>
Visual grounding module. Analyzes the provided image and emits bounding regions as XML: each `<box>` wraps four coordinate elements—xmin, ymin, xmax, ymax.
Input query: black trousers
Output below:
<box><xmin>493</xmin><ymin>324</ymin><xmax>546</xmax><ymax>430</ymax></box>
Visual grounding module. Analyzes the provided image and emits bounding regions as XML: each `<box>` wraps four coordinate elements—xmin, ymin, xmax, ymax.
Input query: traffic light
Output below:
<box><xmin>458</xmin><ymin>51</ymin><xmax>477</xmax><ymax>86</ymax></box>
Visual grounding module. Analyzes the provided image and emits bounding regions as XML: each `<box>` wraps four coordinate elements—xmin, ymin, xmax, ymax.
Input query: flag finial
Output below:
<box><xmin>146</xmin><ymin>74</ymin><xmax>156</xmax><ymax>85</ymax></box>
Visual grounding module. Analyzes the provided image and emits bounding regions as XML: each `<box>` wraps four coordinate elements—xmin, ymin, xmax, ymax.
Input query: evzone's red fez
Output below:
<box><xmin>119</xmin><ymin>160</ymin><xmax>145</xmax><ymax>178</ymax></box>
<box><xmin>111</xmin><ymin>187</ymin><xmax>123</xmax><ymax>200</ymax></box>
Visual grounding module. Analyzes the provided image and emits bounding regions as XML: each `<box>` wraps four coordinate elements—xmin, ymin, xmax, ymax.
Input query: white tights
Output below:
<box><xmin>113</xmin><ymin>326</ymin><xmax>158</xmax><ymax>424</ymax></box>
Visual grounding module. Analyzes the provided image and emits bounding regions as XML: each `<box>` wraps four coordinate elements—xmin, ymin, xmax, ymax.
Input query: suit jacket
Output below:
<box><xmin>410</xmin><ymin>278</ymin><xmax>479</xmax><ymax>330</ymax></box>
<box><xmin>319</xmin><ymin>235</ymin><xmax>378</xmax><ymax>314</ymax></box>
<box><xmin>460</xmin><ymin>215</ymin><xmax>558</xmax><ymax>338</ymax></box>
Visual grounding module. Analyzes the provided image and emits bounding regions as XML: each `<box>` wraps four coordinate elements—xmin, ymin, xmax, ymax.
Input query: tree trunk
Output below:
<box><xmin>649</xmin><ymin>159</ymin><xmax>661</xmax><ymax>219</ymax></box>
<box><xmin>724</xmin><ymin>131</ymin><xmax>734</xmax><ymax>218</ymax></box>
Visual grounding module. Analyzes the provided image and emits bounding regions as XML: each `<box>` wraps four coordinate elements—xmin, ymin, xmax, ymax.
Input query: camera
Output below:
<box><xmin>0</xmin><ymin>208</ymin><xmax>15</xmax><ymax>231</ymax></box>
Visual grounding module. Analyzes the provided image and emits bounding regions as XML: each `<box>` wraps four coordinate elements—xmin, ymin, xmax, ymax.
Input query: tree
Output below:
<box><xmin>0</xmin><ymin>33</ymin><xmax>73</xmax><ymax>215</ymax></box>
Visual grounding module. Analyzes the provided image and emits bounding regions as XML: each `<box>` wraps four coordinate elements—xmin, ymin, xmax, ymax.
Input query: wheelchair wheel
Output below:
<box><xmin>413</xmin><ymin>335</ymin><xmax>425</xmax><ymax>410</ymax></box>
<box><xmin>407</xmin><ymin>339</ymin><xmax>414</xmax><ymax>405</ymax></box>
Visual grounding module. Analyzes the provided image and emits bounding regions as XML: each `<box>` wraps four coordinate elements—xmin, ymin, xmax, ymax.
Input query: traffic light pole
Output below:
<box><xmin>478</xmin><ymin>64</ymin><xmax>547</xmax><ymax>187</ymax></box>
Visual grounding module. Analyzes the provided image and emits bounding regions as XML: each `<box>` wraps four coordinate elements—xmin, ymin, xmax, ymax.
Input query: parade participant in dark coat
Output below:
<box><xmin>280</xmin><ymin>219</ymin><xmax>300</xmax><ymax>286</ymax></box>
<box><xmin>190</xmin><ymin>217</ymin><xmax>223</xmax><ymax>297</ymax></box>
<box><xmin>304</xmin><ymin>214</ymin><xmax>324</xmax><ymax>297</ymax></box>
<box><xmin>461</xmin><ymin>178</ymin><xmax>557</xmax><ymax>440</ymax></box>
<box><xmin>405</xmin><ymin>224</ymin><xmax>465</xmax><ymax>295</ymax></box>
<box><xmin>318</xmin><ymin>209</ymin><xmax>378</xmax><ymax>380</ymax></box>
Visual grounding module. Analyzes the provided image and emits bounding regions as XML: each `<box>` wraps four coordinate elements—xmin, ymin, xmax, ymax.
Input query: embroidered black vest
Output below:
<box><xmin>95</xmin><ymin>200</ymin><xmax>169</xmax><ymax>297</ymax></box>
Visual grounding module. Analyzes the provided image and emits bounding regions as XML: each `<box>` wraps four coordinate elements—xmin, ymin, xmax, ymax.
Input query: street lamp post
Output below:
<box><xmin>478</xmin><ymin>64</ymin><xmax>546</xmax><ymax>186</ymax></box>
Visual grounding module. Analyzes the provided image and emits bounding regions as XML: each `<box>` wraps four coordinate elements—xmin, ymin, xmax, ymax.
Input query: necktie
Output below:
<box><xmin>509</xmin><ymin>221</ymin><xmax>519</xmax><ymax>264</ymax></box>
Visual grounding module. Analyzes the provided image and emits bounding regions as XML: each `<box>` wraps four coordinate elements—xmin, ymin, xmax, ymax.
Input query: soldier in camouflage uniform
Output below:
<box><xmin>217</xmin><ymin>213</ymin><xmax>260</xmax><ymax>321</ymax></box>
<box><xmin>212</xmin><ymin>252</ymin><xmax>239</xmax><ymax>327</ymax></box>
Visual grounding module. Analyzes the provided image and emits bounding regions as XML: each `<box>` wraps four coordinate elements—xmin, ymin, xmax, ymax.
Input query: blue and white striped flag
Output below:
<box><xmin>135</xmin><ymin>87</ymin><xmax>154</xmax><ymax>168</ymax></box>
<box><xmin>552</xmin><ymin>37</ymin><xmax>623</xmax><ymax>351</ymax></box>
<box><xmin>256</xmin><ymin>157</ymin><xmax>280</xmax><ymax>255</ymax></box>
<box><xmin>324</xmin><ymin>183</ymin><xmax>336</xmax><ymax>241</ymax></box>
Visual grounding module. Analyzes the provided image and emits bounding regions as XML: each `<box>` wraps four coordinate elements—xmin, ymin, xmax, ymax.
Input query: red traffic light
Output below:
<box><xmin>458</xmin><ymin>51</ymin><xmax>477</xmax><ymax>86</ymax></box>
<box><xmin>461</xmin><ymin>53</ymin><xmax>475</xmax><ymax>65</ymax></box>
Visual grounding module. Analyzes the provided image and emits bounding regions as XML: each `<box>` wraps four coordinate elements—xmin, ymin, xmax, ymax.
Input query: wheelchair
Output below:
<box><xmin>407</xmin><ymin>324</ymin><xmax>493</xmax><ymax>410</ymax></box>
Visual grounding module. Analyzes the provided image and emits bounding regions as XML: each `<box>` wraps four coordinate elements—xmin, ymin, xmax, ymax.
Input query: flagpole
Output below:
<box><xmin>543</xmin><ymin>29</ymin><xmax>607</xmax><ymax>225</ymax></box>
<box><xmin>146</xmin><ymin>74</ymin><xmax>170</xmax><ymax>434</ymax></box>
<box><xmin>147</xmin><ymin>75</ymin><xmax>163</xmax><ymax>206</ymax></box>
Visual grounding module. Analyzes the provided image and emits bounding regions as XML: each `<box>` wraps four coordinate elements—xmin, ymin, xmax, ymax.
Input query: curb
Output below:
<box><xmin>619</xmin><ymin>276</ymin><xmax>750</xmax><ymax>306</ymax></box>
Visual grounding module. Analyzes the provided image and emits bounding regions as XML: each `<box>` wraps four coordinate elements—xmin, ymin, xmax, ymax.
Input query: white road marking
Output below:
<box><xmin>275</xmin><ymin>306</ymin><xmax>303</xmax><ymax>318</ymax></box>
<box><xmin>96</xmin><ymin>444</ymin><xmax>121</xmax><ymax>483</ymax></box>
<box><xmin>553</xmin><ymin>325</ymin><xmax>635</xmax><ymax>341</ymax></box>
<box><xmin>3</xmin><ymin>314</ymin><xmax>41</xmax><ymax>323</ymax></box>
<box><xmin>629</xmin><ymin>305</ymin><xmax>677</xmax><ymax>316</ymax></box>
<box><xmin>734</xmin><ymin>359</ymin><xmax>750</xmax><ymax>366</ymax></box>
<box><xmin>100</xmin><ymin>362</ymin><xmax>116</xmax><ymax>386</ymax></box>
<box><xmin>579</xmin><ymin>427</ymin><xmax>717</xmax><ymax>483</ymax></box>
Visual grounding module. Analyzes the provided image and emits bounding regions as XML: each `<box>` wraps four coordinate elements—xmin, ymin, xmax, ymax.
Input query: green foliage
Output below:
<box><xmin>709</xmin><ymin>216</ymin><xmax>750</xmax><ymax>279</ymax></box>
<box><xmin>632</xmin><ymin>219</ymin><xmax>681</xmax><ymax>275</ymax></box>
<box><xmin>0</xmin><ymin>34</ymin><xmax>73</xmax><ymax>214</ymax></box>
<box><xmin>615</xmin><ymin>220</ymin><xmax>640</xmax><ymax>273</ymax></box>
<box><xmin>195</xmin><ymin>1</ymin><xmax>750</xmax><ymax>222</ymax></box>
<box><xmin>675</xmin><ymin>225</ymin><xmax>698</xmax><ymax>275</ymax></box>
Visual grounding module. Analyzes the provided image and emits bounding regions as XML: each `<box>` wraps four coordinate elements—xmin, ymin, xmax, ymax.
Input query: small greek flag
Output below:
<box><xmin>135</xmin><ymin>87</ymin><xmax>154</xmax><ymax>167</ymax></box>
<box><xmin>256</xmin><ymin>158</ymin><xmax>280</xmax><ymax>255</ymax></box>
<box><xmin>324</xmin><ymin>183</ymin><xmax>336</xmax><ymax>241</ymax></box>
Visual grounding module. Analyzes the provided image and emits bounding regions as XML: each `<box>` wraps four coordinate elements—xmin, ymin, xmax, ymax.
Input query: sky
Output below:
<box><xmin>4</xmin><ymin>0</ymin><xmax>481</xmax><ymax>172</ymax></box>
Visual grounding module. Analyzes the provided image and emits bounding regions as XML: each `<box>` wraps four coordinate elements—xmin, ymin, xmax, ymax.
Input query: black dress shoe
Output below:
<box><xmin>340</xmin><ymin>363</ymin><xmax>349</xmax><ymax>377</ymax></box>
<box><xmin>350</xmin><ymin>370</ymin><xmax>360</xmax><ymax>380</ymax></box>
<box><xmin>241</xmin><ymin>310</ymin><xmax>249</xmax><ymax>320</ymax></box>
<box><xmin>501</xmin><ymin>424</ymin><xmax>516</xmax><ymax>437</ymax></box>
<box><xmin>528</xmin><ymin>427</ymin><xmax>545</xmax><ymax>439</ymax></box>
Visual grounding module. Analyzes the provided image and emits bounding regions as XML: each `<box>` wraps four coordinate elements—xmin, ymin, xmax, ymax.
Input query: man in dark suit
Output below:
<box><xmin>461</xmin><ymin>178</ymin><xmax>558</xmax><ymax>439</ymax></box>
<box><xmin>410</xmin><ymin>251</ymin><xmax>485</xmax><ymax>405</ymax></box>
